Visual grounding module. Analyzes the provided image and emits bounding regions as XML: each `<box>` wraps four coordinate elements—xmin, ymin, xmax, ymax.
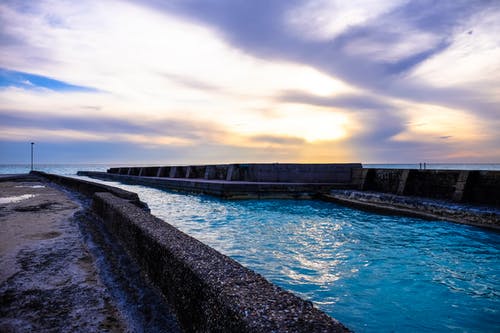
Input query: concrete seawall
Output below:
<box><xmin>32</xmin><ymin>172</ymin><xmax>350</xmax><ymax>332</ymax></box>
<box><xmin>79</xmin><ymin>163</ymin><xmax>361</xmax><ymax>199</ymax></box>
<box><xmin>107</xmin><ymin>163</ymin><xmax>361</xmax><ymax>183</ymax></box>
<box><xmin>83</xmin><ymin>164</ymin><xmax>499</xmax><ymax>208</ymax></box>
<box><xmin>31</xmin><ymin>171</ymin><xmax>148</xmax><ymax>209</ymax></box>
<box><xmin>352</xmin><ymin>168</ymin><xmax>500</xmax><ymax>207</ymax></box>
<box><xmin>78</xmin><ymin>164</ymin><xmax>500</xmax><ymax>229</ymax></box>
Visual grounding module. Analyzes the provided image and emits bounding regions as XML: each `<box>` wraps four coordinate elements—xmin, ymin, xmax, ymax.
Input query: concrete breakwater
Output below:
<box><xmin>81</xmin><ymin>163</ymin><xmax>499</xmax><ymax>207</ymax></box>
<box><xmin>108</xmin><ymin>163</ymin><xmax>361</xmax><ymax>183</ymax></box>
<box><xmin>31</xmin><ymin>171</ymin><xmax>350</xmax><ymax>332</ymax></box>
<box><xmin>78</xmin><ymin>164</ymin><xmax>500</xmax><ymax>229</ymax></box>
<box><xmin>352</xmin><ymin>168</ymin><xmax>500</xmax><ymax>207</ymax></box>
<box><xmin>79</xmin><ymin>163</ymin><xmax>361</xmax><ymax>199</ymax></box>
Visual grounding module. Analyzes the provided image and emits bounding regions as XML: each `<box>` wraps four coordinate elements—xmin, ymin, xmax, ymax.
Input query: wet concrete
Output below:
<box><xmin>0</xmin><ymin>176</ymin><xmax>180</xmax><ymax>332</ymax></box>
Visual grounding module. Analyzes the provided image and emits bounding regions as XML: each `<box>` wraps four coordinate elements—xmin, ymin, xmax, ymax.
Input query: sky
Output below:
<box><xmin>1</xmin><ymin>0</ymin><xmax>499</xmax><ymax>164</ymax></box>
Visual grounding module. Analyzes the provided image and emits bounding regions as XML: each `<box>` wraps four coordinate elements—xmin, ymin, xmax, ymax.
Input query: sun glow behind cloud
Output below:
<box><xmin>0</xmin><ymin>0</ymin><xmax>357</xmax><ymax>154</ymax></box>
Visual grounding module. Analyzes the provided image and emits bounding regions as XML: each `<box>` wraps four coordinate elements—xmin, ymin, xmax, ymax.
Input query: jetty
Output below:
<box><xmin>2</xmin><ymin>164</ymin><xmax>499</xmax><ymax>331</ymax></box>
<box><xmin>78</xmin><ymin>163</ymin><xmax>500</xmax><ymax>229</ymax></box>
<box><xmin>79</xmin><ymin>163</ymin><xmax>361</xmax><ymax>199</ymax></box>
<box><xmin>1</xmin><ymin>172</ymin><xmax>349</xmax><ymax>332</ymax></box>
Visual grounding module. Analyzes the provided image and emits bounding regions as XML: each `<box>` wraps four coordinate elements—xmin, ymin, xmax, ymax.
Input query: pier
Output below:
<box><xmin>78</xmin><ymin>163</ymin><xmax>499</xmax><ymax>229</ymax></box>
<box><xmin>2</xmin><ymin>172</ymin><xmax>350</xmax><ymax>332</ymax></box>
<box><xmin>3</xmin><ymin>165</ymin><xmax>499</xmax><ymax>331</ymax></box>
<box><xmin>78</xmin><ymin>163</ymin><xmax>362</xmax><ymax>199</ymax></box>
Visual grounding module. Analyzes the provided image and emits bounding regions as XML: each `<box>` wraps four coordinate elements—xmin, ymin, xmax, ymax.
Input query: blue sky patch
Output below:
<box><xmin>0</xmin><ymin>68</ymin><xmax>98</xmax><ymax>92</ymax></box>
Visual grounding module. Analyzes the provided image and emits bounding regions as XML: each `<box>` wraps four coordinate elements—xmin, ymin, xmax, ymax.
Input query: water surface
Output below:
<box><xmin>74</xmin><ymin>177</ymin><xmax>500</xmax><ymax>333</ymax></box>
<box><xmin>1</xmin><ymin>165</ymin><xmax>498</xmax><ymax>332</ymax></box>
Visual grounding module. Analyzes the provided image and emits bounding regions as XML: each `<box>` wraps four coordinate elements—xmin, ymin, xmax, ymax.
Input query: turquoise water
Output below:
<box><xmin>1</xmin><ymin>165</ymin><xmax>499</xmax><ymax>332</ymax></box>
<box><xmin>78</xmin><ymin>177</ymin><xmax>500</xmax><ymax>333</ymax></box>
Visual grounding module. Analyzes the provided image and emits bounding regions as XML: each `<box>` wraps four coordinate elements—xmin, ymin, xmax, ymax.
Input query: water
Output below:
<box><xmin>0</xmin><ymin>164</ymin><xmax>109</xmax><ymax>175</ymax></box>
<box><xmin>0</xmin><ymin>194</ymin><xmax>36</xmax><ymax>204</ymax></box>
<box><xmin>1</xmin><ymin>164</ymin><xmax>500</xmax><ymax>332</ymax></box>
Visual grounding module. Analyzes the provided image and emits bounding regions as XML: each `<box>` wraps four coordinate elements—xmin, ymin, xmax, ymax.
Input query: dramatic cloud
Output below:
<box><xmin>0</xmin><ymin>0</ymin><xmax>499</xmax><ymax>164</ymax></box>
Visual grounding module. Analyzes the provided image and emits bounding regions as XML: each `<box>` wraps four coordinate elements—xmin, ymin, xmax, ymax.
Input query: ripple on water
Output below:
<box><xmin>76</xmin><ymin>178</ymin><xmax>500</xmax><ymax>333</ymax></box>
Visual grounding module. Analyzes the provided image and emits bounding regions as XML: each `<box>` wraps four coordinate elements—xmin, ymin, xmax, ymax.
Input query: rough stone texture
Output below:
<box><xmin>186</xmin><ymin>165</ymin><xmax>206</xmax><ymax>179</ymax></box>
<box><xmin>78</xmin><ymin>171</ymin><xmax>353</xmax><ymax>199</ymax></box>
<box><xmin>239</xmin><ymin>163</ymin><xmax>359</xmax><ymax>183</ymax></box>
<box><xmin>363</xmin><ymin>169</ymin><xmax>405</xmax><ymax>193</ymax></box>
<box><xmin>465</xmin><ymin>171</ymin><xmax>500</xmax><ymax>206</ymax></box>
<box><xmin>323</xmin><ymin>190</ymin><xmax>500</xmax><ymax>230</ymax></box>
<box><xmin>31</xmin><ymin>171</ymin><xmax>147</xmax><ymax>209</ymax></box>
<box><xmin>92</xmin><ymin>192</ymin><xmax>350</xmax><ymax>332</ymax></box>
<box><xmin>404</xmin><ymin>170</ymin><xmax>460</xmax><ymax>200</ymax></box>
<box><xmin>358</xmin><ymin>168</ymin><xmax>500</xmax><ymax>207</ymax></box>
<box><xmin>139</xmin><ymin>167</ymin><xmax>159</xmax><ymax>177</ymax></box>
<box><xmin>108</xmin><ymin>163</ymin><xmax>361</xmax><ymax>183</ymax></box>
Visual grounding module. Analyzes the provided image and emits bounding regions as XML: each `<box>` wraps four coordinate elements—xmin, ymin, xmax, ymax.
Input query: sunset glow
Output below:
<box><xmin>1</xmin><ymin>0</ymin><xmax>499</xmax><ymax>164</ymax></box>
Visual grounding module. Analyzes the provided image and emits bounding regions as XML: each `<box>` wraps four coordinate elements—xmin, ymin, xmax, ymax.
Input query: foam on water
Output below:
<box><xmin>0</xmin><ymin>194</ymin><xmax>36</xmax><ymax>204</ymax></box>
<box><xmin>72</xmin><ymin>176</ymin><xmax>499</xmax><ymax>333</ymax></box>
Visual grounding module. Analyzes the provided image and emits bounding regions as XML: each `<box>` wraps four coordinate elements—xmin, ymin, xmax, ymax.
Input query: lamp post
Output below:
<box><xmin>30</xmin><ymin>142</ymin><xmax>34</xmax><ymax>171</ymax></box>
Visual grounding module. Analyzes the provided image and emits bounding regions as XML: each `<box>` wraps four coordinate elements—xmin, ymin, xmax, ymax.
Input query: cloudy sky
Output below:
<box><xmin>1</xmin><ymin>0</ymin><xmax>499</xmax><ymax>164</ymax></box>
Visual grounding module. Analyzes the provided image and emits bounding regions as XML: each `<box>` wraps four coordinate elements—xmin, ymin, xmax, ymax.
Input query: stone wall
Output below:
<box><xmin>30</xmin><ymin>171</ymin><xmax>146</xmax><ymax>209</ymax></box>
<box><xmin>404</xmin><ymin>170</ymin><xmax>460</xmax><ymax>200</ymax></box>
<box><xmin>465</xmin><ymin>171</ymin><xmax>500</xmax><ymax>206</ymax></box>
<box><xmin>363</xmin><ymin>169</ymin><xmax>406</xmax><ymax>194</ymax></box>
<box><xmin>78</xmin><ymin>171</ymin><xmax>347</xmax><ymax>199</ymax></box>
<box><xmin>91</xmin><ymin>192</ymin><xmax>349</xmax><ymax>332</ymax></box>
<box><xmin>357</xmin><ymin>168</ymin><xmax>500</xmax><ymax>207</ymax></box>
<box><xmin>33</xmin><ymin>171</ymin><xmax>350</xmax><ymax>332</ymax></box>
<box><xmin>108</xmin><ymin>163</ymin><xmax>361</xmax><ymax>184</ymax></box>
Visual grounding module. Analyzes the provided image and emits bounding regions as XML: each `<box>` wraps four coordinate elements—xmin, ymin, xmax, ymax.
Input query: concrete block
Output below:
<box><xmin>204</xmin><ymin>165</ymin><xmax>216</xmax><ymax>179</ymax></box>
<box><xmin>91</xmin><ymin>192</ymin><xmax>350</xmax><ymax>332</ymax></box>
<box><xmin>396</xmin><ymin>169</ymin><xmax>410</xmax><ymax>195</ymax></box>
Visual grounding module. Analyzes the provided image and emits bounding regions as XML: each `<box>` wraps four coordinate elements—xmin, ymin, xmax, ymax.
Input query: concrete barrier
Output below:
<box><xmin>78</xmin><ymin>171</ymin><xmax>352</xmax><ymax>199</ymax></box>
<box><xmin>30</xmin><ymin>171</ymin><xmax>147</xmax><ymax>209</ymax></box>
<box><xmin>357</xmin><ymin>168</ymin><xmax>500</xmax><ymax>207</ymax></box>
<box><xmin>92</xmin><ymin>165</ymin><xmax>500</xmax><ymax>208</ymax></box>
<box><xmin>108</xmin><ymin>163</ymin><xmax>361</xmax><ymax>183</ymax></box>
<box><xmin>31</xmin><ymin>171</ymin><xmax>349</xmax><ymax>331</ymax></box>
<box><xmin>91</xmin><ymin>192</ymin><xmax>349</xmax><ymax>332</ymax></box>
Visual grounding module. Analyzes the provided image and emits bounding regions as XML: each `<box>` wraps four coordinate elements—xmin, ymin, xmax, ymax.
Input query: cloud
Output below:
<box><xmin>250</xmin><ymin>135</ymin><xmax>305</xmax><ymax>146</ymax></box>
<box><xmin>0</xmin><ymin>109</ymin><xmax>227</xmax><ymax>144</ymax></box>
<box><xmin>410</xmin><ymin>6</ymin><xmax>500</xmax><ymax>88</ymax></box>
<box><xmin>0</xmin><ymin>0</ymin><xmax>498</xmax><ymax>163</ymax></box>
<box><xmin>277</xmin><ymin>90</ymin><xmax>393</xmax><ymax>111</ymax></box>
<box><xmin>284</xmin><ymin>0</ymin><xmax>407</xmax><ymax>41</ymax></box>
<box><xmin>140</xmin><ymin>1</ymin><xmax>500</xmax><ymax>110</ymax></box>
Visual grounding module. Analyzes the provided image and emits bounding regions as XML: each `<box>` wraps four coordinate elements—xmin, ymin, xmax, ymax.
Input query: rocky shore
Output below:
<box><xmin>322</xmin><ymin>189</ymin><xmax>500</xmax><ymax>230</ymax></box>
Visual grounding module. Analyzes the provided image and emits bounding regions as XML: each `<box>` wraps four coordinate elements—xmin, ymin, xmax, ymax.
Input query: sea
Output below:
<box><xmin>1</xmin><ymin>162</ymin><xmax>500</xmax><ymax>175</ymax></box>
<box><xmin>1</xmin><ymin>163</ymin><xmax>499</xmax><ymax>332</ymax></box>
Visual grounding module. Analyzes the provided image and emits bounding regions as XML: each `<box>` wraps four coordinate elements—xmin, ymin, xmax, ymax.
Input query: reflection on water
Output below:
<box><xmin>0</xmin><ymin>194</ymin><xmax>36</xmax><ymax>204</ymax></box>
<box><xmin>75</xmin><ymin>176</ymin><xmax>500</xmax><ymax>333</ymax></box>
<box><xmin>15</xmin><ymin>185</ymin><xmax>46</xmax><ymax>189</ymax></box>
